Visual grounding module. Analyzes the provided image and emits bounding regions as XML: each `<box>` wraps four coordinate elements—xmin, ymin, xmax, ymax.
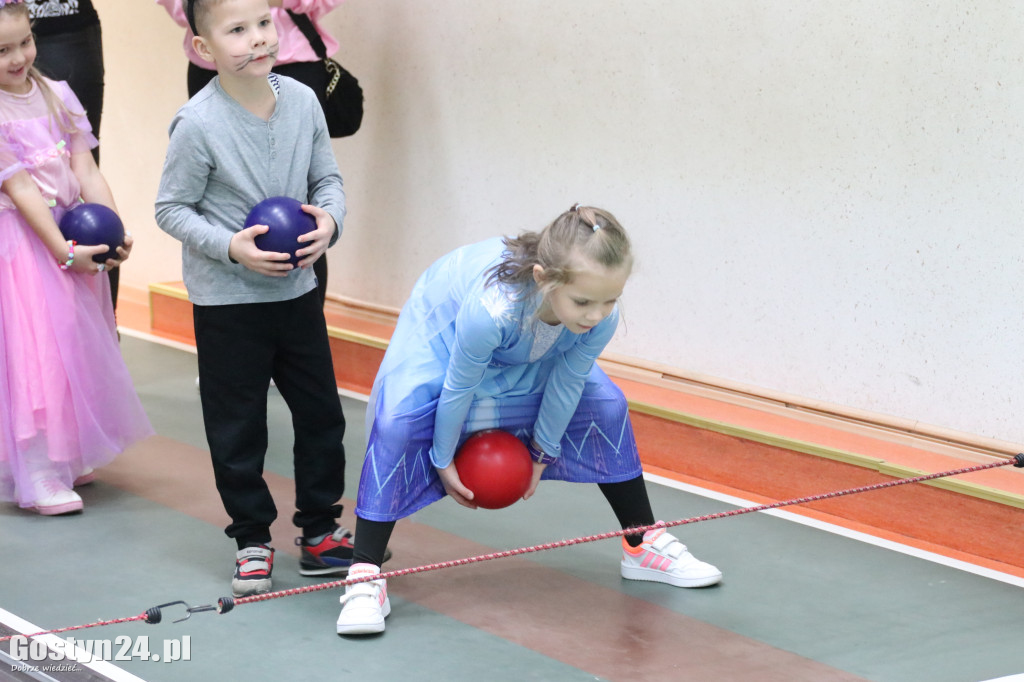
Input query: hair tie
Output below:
<box><xmin>569</xmin><ymin>203</ymin><xmax>598</xmax><ymax>230</ymax></box>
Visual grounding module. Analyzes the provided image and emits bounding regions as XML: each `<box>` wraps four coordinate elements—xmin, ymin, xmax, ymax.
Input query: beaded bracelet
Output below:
<box><xmin>58</xmin><ymin>240</ymin><xmax>75</xmax><ymax>271</ymax></box>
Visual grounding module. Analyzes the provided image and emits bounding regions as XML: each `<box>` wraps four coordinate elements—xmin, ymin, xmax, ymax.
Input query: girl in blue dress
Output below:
<box><xmin>337</xmin><ymin>205</ymin><xmax>722</xmax><ymax>635</ymax></box>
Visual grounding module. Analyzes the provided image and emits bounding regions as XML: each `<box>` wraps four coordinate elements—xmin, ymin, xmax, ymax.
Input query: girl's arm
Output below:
<box><xmin>430</xmin><ymin>294</ymin><xmax>505</xmax><ymax>506</ymax></box>
<box><xmin>71</xmin><ymin>150</ymin><xmax>132</xmax><ymax>266</ymax></box>
<box><xmin>532</xmin><ymin>308</ymin><xmax>620</xmax><ymax>456</ymax></box>
<box><xmin>432</xmin><ymin>304</ymin><xmax>503</xmax><ymax>469</ymax></box>
<box><xmin>518</xmin><ymin>321</ymin><xmax>614</xmax><ymax>502</ymax></box>
<box><xmin>1</xmin><ymin>170</ymin><xmax>109</xmax><ymax>272</ymax></box>
<box><xmin>71</xmin><ymin>149</ymin><xmax>116</xmax><ymax>211</ymax></box>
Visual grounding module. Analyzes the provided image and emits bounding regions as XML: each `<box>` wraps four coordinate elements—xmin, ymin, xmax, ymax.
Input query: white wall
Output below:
<box><xmin>99</xmin><ymin>1</ymin><xmax>1024</xmax><ymax>444</ymax></box>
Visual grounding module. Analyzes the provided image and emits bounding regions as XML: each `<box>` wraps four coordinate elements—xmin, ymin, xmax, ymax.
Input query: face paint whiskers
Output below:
<box><xmin>235</xmin><ymin>43</ymin><xmax>279</xmax><ymax>71</ymax></box>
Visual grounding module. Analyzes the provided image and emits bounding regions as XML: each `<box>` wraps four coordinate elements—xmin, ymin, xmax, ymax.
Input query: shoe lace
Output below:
<box><xmin>37</xmin><ymin>479</ymin><xmax>63</xmax><ymax>496</ymax></box>
<box><xmin>33</xmin><ymin>478</ymin><xmax>71</xmax><ymax>499</ymax></box>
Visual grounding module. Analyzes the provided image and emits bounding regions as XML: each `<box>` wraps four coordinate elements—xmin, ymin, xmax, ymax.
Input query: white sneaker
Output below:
<box><xmin>231</xmin><ymin>545</ymin><xmax>274</xmax><ymax>597</ymax></box>
<box><xmin>73</xmin><ymin>468</ymin><xmax>96</xmax><ymax>487</ymax></box>
<box><xmin>337</xmin><ymin>563</ymin><xmax>391</xmax><ymax>635</ymax></box>
<box><xmin>621</xmin><ymin>527</ymin><xmax>722</xmax><ymax>588</ymax></box>
<box><xmin>30</xmin><ymin>478</ymin><xmax>83</xmax><ymax>516</ymax></box>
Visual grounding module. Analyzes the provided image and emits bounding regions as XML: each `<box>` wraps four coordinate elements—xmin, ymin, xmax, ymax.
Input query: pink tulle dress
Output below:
<box><xmin>0</xmin><ymin>78</ymin><xmax>153</xmax><ymax>507</ymax></box>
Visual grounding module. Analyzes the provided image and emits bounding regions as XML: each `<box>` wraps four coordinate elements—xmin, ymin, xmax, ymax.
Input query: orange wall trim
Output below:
<box><xmin>631</xmin><ymin>411</ymin><xmax>1024</xmax><ymax>570</ymax></box>
<box><xmin>148</xmin><ymin>284</ymin><xmax>196</xmax><ymax>346</ymax></box>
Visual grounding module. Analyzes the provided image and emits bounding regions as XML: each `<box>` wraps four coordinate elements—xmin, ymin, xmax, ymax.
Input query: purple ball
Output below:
<box><xmin>58</xmin><ymin>203</ymin><xmax>125</xmax><ymax>263</ymax></box>
<box><xmin>245</xmin><ymin>196</ymin><xmax>316</xmax><ymax>267</ymax></box>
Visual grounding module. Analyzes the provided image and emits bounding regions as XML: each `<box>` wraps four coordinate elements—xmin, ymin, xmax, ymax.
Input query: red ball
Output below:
<box><xmin>454</xmin><ymin>430</ymin><xmax>533</xmax><ymax>510</ymax></box>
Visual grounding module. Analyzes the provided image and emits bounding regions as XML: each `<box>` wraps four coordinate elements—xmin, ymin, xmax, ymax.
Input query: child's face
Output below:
<box><xmin>0</xmin><ymin>11</ymin><xmax>35</xmax><ymax>95</ymax></box>
<box><xmin>536</xmin><ymin>256</ymin><xmax>631</xmax><ymax>334</ymax></box>
<box><xmin>193</xmin><ymin>0</ymin><xmax>278</xmax><ymax>79</ymax></box>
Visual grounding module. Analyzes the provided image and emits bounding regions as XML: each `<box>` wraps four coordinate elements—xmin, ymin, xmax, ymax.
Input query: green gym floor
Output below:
<box><xmin>2</xmin><ymin>334</ymin><xmax>1024</xmax><ymax>682</ymax></box>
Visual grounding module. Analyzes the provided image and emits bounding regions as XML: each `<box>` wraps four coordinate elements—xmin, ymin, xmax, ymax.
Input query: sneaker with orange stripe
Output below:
<box><xmin>621</xmin><ymin>527</ymin><xmax>722</xmax><ymax>588</ymax></box>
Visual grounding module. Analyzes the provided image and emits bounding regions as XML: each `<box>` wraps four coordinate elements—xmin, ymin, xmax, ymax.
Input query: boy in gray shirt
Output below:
<box><xmin>155</xmin><ymin>0</ymin><xmax>361</xmax><ymax>597</ymax></box>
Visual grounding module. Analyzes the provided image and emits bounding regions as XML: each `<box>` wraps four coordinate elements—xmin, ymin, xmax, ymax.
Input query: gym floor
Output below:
<box><xmin>2</xmin><ymin>333</ymin><xmax>1024</xmax><ymax>681</ymax></box>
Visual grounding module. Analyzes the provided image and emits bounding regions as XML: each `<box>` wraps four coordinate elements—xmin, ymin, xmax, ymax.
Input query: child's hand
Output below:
<box><xmin>294</xmin><ymin>204</ymin><xmax>336</xmax><ymax>269</ymax></box>
<box><xmin>522</xmin><ymin>461</ymin><xmax>546</xmax><ymax>501</ymax></box>
<box><xmin>229</xmin><ymin>224</ymin><xmax>294</xmax><ymax>277</ymax></box>
<box><xmin>114</xmin><ymin>232</ymin><xmax>134</xmax><ymax>262</ymax></box>
<box><xmin>97</xmin><ymin>232</ymin><xmax>135</xmax><ymax>272</ymax></box>
<box><xmin>436</xmin><ymin>462</ymin><xmax>477</xmax><ymax>509</ymax></box>
<box><xmin>65</xmin><ymin>243</ymin><xmax>110</xmax><ymax>274</ymax></box>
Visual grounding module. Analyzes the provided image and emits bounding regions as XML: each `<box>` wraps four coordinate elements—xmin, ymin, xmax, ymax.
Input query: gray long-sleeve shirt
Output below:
<box><xmin>155</xmin><ymin>74</ymin><xmax>345</xmax><ymax>306</ymax></box>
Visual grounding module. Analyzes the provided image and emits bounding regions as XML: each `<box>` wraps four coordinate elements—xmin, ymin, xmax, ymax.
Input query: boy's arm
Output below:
<box><xmin>154</xmin><ymin>114</ymin><xmax>235</xmax><ymax>263</ymax></box>
<box><xmin>305</xmin><ymin>110</ymin><xmax>345</xmax><ymax>247</ymax></box>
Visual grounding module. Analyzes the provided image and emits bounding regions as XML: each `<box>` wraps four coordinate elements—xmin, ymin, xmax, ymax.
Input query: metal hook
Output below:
<box><xmin>144</xmin><ymin>600</ymin><xmax>220</xmax><ymax>624</ymax></box>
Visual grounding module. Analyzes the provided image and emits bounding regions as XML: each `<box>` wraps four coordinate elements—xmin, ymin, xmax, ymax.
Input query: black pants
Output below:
<box><xmin>187</xmin><ymin>61</ymin><xmax>329</xmax><ymax>307</ymax></box>
<box><xmin>33</xmin><ymin>24</ymin><xmax>120</xmax><ymax>311</ymax></box>
<box><xmin>194</xmin><ymin>290</ymin><xmax>346</xmax><ymax>548</ymax></box>
<box><xmin>351</xmin><ymin>475</ymin><xmax>657</xmax><ymax>567</ymax></box>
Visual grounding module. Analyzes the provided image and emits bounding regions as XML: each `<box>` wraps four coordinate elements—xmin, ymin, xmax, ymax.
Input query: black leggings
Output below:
<box><xmin>187</xmin><ymin>61</ymin><xmax>329</xmax><ymax>307</ymax></box>
<box><xmin>351</xmin><ymin>475</ymin><xmax>656</xmax><ymax>566</ymax></box>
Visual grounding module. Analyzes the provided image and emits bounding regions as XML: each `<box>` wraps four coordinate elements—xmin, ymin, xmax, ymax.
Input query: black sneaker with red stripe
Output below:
<box><xmin>296</xmin><ymin>527</ymin><xmax>356</xmax><ymax>576</ymax></box>
<box><xmin>232</xmin><ymin>545</ymin><xmax>274</xmax><ymax>597</ymax></box>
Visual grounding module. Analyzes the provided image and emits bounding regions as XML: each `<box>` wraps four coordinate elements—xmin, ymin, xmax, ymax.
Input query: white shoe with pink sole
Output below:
<box><xmin>337</xmin><ymin>563</ymin><xmax>391</xmax><ymax>635</ymax></box>
<box><xmin>29</xmin><ymin>478</ymin><xmax>83</xmax><ymax>516</ymax></box>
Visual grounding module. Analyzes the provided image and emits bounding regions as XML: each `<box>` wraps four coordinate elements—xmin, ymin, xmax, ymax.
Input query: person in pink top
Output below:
<box><xmin>156</xmin><ymin>0</ymin><xmax>346</xmax><ymax>307</ymax></box>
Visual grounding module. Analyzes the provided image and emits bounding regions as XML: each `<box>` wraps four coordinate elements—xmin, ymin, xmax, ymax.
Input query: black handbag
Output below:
<box><xmin>286</xmin><ymin>10</ymin><xmax>364</xmax><ymax>138</ymax></box>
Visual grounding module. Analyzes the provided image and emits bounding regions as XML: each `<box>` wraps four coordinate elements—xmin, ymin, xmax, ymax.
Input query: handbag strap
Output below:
<box><xmin>286</xmin><ymin>10</ymin><xmax>328</xmax><ymax>60</ymax></box>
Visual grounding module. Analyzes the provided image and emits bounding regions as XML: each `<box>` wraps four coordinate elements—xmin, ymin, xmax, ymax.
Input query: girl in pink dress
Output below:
<box><xmin>0</xmin><ymin>0</ymin><xmax>152</xmax><ymax>515</ymax></box>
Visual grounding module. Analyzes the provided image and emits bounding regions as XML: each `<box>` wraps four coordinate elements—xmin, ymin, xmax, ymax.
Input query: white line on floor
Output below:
<box><xmin>0</xmin><ymin>607</ymin><xmax>147</xmax><ymax>682</ymax></box>
<box><xmin>645</xmin><ymin>472</ymin><xmax>1024</xmax><ymax>589</ymax></box>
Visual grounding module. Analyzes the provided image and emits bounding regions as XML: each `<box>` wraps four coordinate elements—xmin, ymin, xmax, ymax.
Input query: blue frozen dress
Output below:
<box><xmin>355</xmin><ymin>237</ymin><xmax>642</xmax><ymax>521</ymax></box>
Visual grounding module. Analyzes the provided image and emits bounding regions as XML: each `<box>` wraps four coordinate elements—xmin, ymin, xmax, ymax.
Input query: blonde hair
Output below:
<box><xmin>487</xmin><ymin>205</ymin><xmax>633</xmax><ymax>296</ymax></box>
<box><xmin>1</xmin><ymin>3</ymin><xmax>84</xmax><ymax>136</ymax></box>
